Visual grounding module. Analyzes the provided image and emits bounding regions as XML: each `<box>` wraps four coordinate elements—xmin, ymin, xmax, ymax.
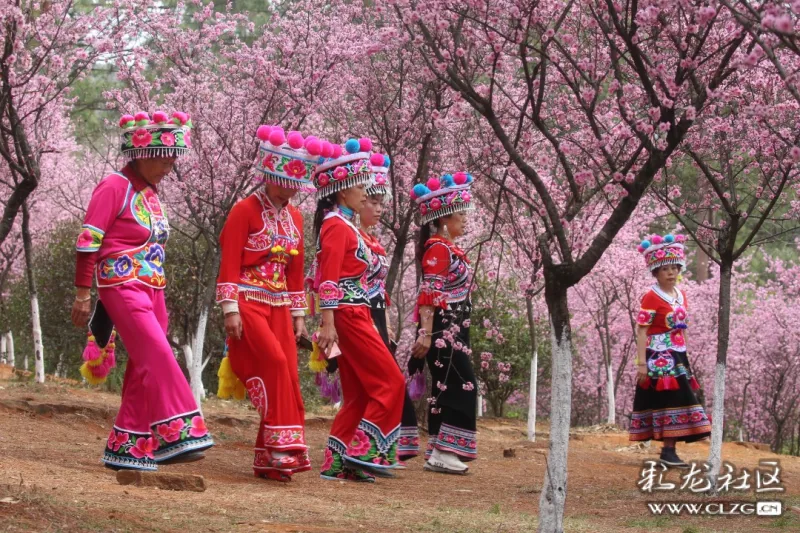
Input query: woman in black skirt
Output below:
<box><xmin>356</xmin><ymin>152</ymin><xmax>420</xmax><ymax>465</ymax></box>
<box><xmin>630</xmin><ymin>233</ymin><xmax>711</xmax><ymax>468</ymax></box>
<box><xmin>410</xmin><ymin>172</ymin><xmax>477</xmax><ymax>475</ymax></box>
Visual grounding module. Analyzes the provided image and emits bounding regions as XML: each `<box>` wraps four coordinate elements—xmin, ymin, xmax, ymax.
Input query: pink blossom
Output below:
<box><xmin>157</xmin><ymin>418</ymin><xmax>185</xmax><ymax>443</ymax></box>
<box><xmin>346</xmin><ymin>429</ymin><xmax>372</xmax><ymax>457</ymax></box>
<box><xmin>131</xmin><ymin>128</ymin><xmax>153</xmax><ymax>148</ymax></box>
<box><xmin>161</xmin><ymin>132</ymin><xmax>176</xmax><ymax>147</ymax></box>
<box><xmin>129</xmin><ymin>437</ymin><xmax>158</xmax><ymax>459</ymax></box>
<box><xmin>321</xmin><ymin>448</ymin><xmax>334</xmax><ymax>471</ymax></box>
<box><xmin>189</xmin><ymin>416</ymin><xmax>208</xmax><ymax>438</ymax></box>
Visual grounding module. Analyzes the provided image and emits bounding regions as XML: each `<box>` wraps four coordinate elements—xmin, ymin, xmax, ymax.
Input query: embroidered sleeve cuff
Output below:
<box><xmin>291</xmin><ymin>309</ymin><xmax>306</xmax><ymax>317</ymax></box>
<box><xmin>289</xmin><ymin>291</ymin><xmax>308</xmax><ymax>312</ymax></box>
<box><xmin>636</xmin><ymin>309</ymin><xmax>656</xmax><ymax>326</ymax></box>
<box><xmin>417</xmin><ymin>275</ymin><xmax>448</xmax><ymax>308</ymax></box>
<box><xmin>75</xmin><ymin>225</ymin><xmax>104</xmax><ymax>252</ymax></box>
<box><xmin>216</xmin><ymin>283</ymin><xmax>239</xmax><ymax>303</ymax></box>
<box><xmin>318</xmin><ymin>280</ymin><xmax>344</xmax><ymax>310</ymax></box>
<box><xmin>221</xmin><ymin>301</ymin><xmax>240</xmax><ymax>315</ymax></box>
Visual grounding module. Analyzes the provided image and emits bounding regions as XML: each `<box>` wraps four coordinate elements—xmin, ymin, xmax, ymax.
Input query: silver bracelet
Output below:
<box><xmin>75</xmin><ymin>295</ymin><xmax>91</xmax><ymax>303</ymax></box>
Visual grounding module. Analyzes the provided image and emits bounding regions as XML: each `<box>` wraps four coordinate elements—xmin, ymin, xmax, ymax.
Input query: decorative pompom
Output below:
<box><xmin>453</xmin><ymin>172</ymin><xmax>467</xmax><ymax>185</ymax></box>
<box><xmin>268</xmin><ymin>128</ymin><xmax>286</xmax><ymax>146</ymax></box>
<box><xmin>319</xmin><ymin>140</ymin><xmax>333</xmax><ymax>158</ymax></box>
<box><xmin>134</xmin><ymin>111</ymin><xmax>150</xmax><ymax>122</ymax></box>
<box><xmin>442</xmin><ymin>174</ymin><xmax>455</xmax><ymax>187</ymax></box>
<box><xmin>652</xmin><ymin>235</ymin><xmax>663</xmax><ymax>245</ymax></box>
<box><xmin>410</xmin><ymin>190</ymin><xmax>417</xmax><ymax>200</ymax></box>
<box><xmin>358</xmin><ymin>137</ymin><xmax>373</xmax><ymax>152</ymax></box>
<box><xmin>344</xmin><ymin>138</ymin><xmax>361</xmax><ymax>154</ymax></box>
<box><xmin>664</xmin><ymin>234</ymin><xmax>675</xmax><ymax>243</ymax></box>
<box><xmin>370</xmin><ymin>152</ymin><xmax>385</xmax><ymax>166</ymax></box>
<box><xmin>303</xmin><ymin>135</ymin><xmax>318</xmax><ymax>149</ymax></box>
<box><xmin>331</xmin><ymin>144</ymin><xmax>343</xmax><ymax>158</ymax></box>
<box><xmin>413</xmin><ymin>184</ymin><xmax>430</xmax><ymax>197</ymax></box>
<box><xmin>287</xmin><ymin>131</ymin><xmax>304</xmax><ymax>149</ymax></box>
<box><xmin>426</xmin><ymin>177</ymin><xmax>441</xmax><ymax>191</ymax></box>
<box><xmin>171</xmin><ymin>112</ymin><xmax>188</xmax><ymax>125</ymax></box>
<box><xmin>119</xmin><ymin>115</ymin><xmax>135</xmax><ymax>128</ymax></box>
<box><xmin>256</xmin><ymin>125</ymin><xmax>272</xmax><ymax>141</ymax></box>
<box><xmin>640</xmin><ymin>240</ymin><xmax>651</xmax><ymax>249</ymax></box>
<box><xmin>466</xmin><ymin>173</ymin><xmax>474</xmax><ymax>183</ymax></box>
<box><xmin>637</xmin><ymin>245</ymin><xmax>644</xmax><ymax>253</ymax></box>
<box><xmin>383</xmin><ymin>154</ymin><xmax>391</xmax><ymax>167</ymax></box>
<box><xmin>82</xmin><ymin>338</ymin><xmax>101</xmax><ymax>362</ymax></box>
<box><xmin>306</xmin><ymin>138</ymin><xmax>322</xmax><ymax>155</ymax></box>
<box><xmin>152</xmin><ymin>111</ymin><xmax>168</xmax><ymax>124</ymax></box>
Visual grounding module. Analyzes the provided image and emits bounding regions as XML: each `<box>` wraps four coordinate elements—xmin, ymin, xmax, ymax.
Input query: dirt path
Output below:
<box><xmin>0</xmin><ymin>381</ymin><xmax>797</xmax><ymax>532</ymax></box>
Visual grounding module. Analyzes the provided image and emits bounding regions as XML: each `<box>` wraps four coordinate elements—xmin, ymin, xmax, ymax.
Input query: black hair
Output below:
<box><xmin>313</xmin><ymin>196</ymin><xmax>335</xmax><ymax>243</ymax></box>
<box><xmin>416</xmin><ymin>218</ymin><xmax>441</xmax><ymax>268</ymax></box>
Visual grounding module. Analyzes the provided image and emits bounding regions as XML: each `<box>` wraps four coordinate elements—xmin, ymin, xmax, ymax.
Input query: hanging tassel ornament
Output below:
<box><xmin>689</xmin><ymin>376</ymin><xmax>701</xmax><ymax>391</ymax></box>
<box><xmin>79</xmin><ymin>330</ymin><xmax>117</xmax><ymax>385</ymax></box>
<box><xmin>308</xmin><ymin>341</ymin><xmax>328</xmax><ymax>373</ymax></box>
<box><xmin>217</xmin><ymin>342</ymin><xmax>246</xmax><ymax>400</ymax></box>
<box><xmin>408</xmin><ymin>371</ymin><xmax>426</xmax><ymax>400</ymax></box>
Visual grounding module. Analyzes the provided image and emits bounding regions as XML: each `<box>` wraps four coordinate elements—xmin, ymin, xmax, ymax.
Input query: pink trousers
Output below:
<box><xmin>99</xmin><ymin>283</ymin><xmax>213</xmax><ymax>469</ymax></box>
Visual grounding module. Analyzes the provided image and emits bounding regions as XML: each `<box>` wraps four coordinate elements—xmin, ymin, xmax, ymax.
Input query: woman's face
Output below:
<box><xmin>360</xmin><ymin>195</ymin><xmax>384</xmax><ymax>228</ymax></box>
<box><xmin>265</xmin><ymin>183</ymin><xmax>299</xmax><ymax>206</ymax></box>
<box><xmin>441</xmin><ymin>212</ymin><xmax>468</xmax><ymax>238</ymax></box>
<box><xmin>654</xmin><ymin>264</ymin><xmax>681</xmax><ymax>286</ymax></box>
<box><xmin>135</xmin><ymin>157</ymin><xmax>177</xmax><ymax>185</ymax></box>
<box><xmin>338</xmin><ymin>184</ymin><xmax>368</xmax><ymax>213</ymax></box>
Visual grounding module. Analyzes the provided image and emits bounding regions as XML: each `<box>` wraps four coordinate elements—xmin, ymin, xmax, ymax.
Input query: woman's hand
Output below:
<box><xmin>636</xmin><ymin>362</ymin><xmax>649</xmax><ymax>385</ymax></box>
<box><xmin>411</xmin><ymin>333</ymin><xmax>431</xmax><ymax>359</ymax></box>
<box><xmin>293</xmin><ymin>316</ymin><xmax>308</xmax><ymax>342</ymax></box>
<box><xmin>225</xmin><ymin>313</ymin><xmax>243</xmax><ymax>340</ymax></box>
<box><xmin>316</xmin><ymin>321</ymin><xmax>338</xmax><ymax>356</ymax></box>
<box><xmin>71</xmin><ymin>292</ymin><xmax>91</xmax><ymax>328</ymax></box>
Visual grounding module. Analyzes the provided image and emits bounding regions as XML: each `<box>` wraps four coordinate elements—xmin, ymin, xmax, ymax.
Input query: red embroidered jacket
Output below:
<box><xmin>312</xmin><ymin>211</ymin><xmax>371</xmax><ymax>310</ymax></box>
<box><xmin>216</xmin><ymin>191</ymin><xmax>306</xmax><ymax>315</ymax></box>
<box><xmin>417</xmin><ymin>236</ymin><xmax>471</xmax><ymax>309</ymax></box>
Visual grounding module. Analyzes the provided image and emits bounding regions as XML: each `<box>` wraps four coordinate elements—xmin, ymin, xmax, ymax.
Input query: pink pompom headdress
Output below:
<box><xmin>411</xmin><ymin>172</ymin><xmax>474</xmax><ymax>225</ymax></box>
<box><xmin>119</xmin><ymin>111</ymin><xmax>191</xmax><ymax>160</ymax></box>
<box><xmin>366</xmin><ymin>152</ymin><xmax>392</xmax><ymax>199</ymax></box>
<box><xmin>312</xmin><ymin>137</ymin><xmax>375</xmax><ymax>200</ymax></box>
<box><xmin>254</xmin><ymin>125</ymin><xmax>330</xmax><ymax>190</ymax></box>
<box><xmin>637</xmin><ymin>233</ymin><xmax>687</xmax><ymax>271</ymax></box>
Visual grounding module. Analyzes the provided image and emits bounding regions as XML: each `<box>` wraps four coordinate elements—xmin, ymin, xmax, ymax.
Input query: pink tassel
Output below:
<box><xmin>656</xmin><ymin>377</ymin><xmax>666</xmax><ymax>391</ymax></box>
<box><xmin>663</xmin><ymin>375</ymin><xmax>680</xmax><ymax>391</ymax></box>
<box><xmin>638</xmin><ymin>377</ymin><xmax>651</xmax><ymax>389</ymax></box>
<box><xmin>82</xmin><ymin>338</ymin><xmax>101</xmax><ymax>362</ymax></box>
<box><xmin>689</xmin><ymin>376</ymin><xmax>700</xmax><ymax>391</ymax></box>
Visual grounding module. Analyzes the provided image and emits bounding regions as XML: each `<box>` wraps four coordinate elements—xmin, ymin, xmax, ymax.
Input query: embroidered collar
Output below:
<box><xmin>652</xmin><ymin>284</ymin><xmax>683</xmax><ymax>305</ymax></box>
<box><xmin>426</xmin><ymin>235</ymin><xmax>469</xmax><ymax>264</ymax></box>
<box><xmin>121</xmin><ymin>162</ymin><xmax>156</xmax><ymax>193</ymax></box>
<box><xmin>335</xmin><ymin>204</ymin><xmax>355</xmax><ymax>221</ymax></box>
<box><xmin>256</xmin><ymin>190</ymin><xmax>289</xmax><ymax>214</ymax></box>
<box><xmin>359</xmin><ymin>228</ymin><xmax>386</xmax><ymax>256</ymax></box>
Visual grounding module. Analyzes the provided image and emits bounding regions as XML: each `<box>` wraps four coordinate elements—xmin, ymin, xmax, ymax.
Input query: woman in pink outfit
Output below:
<box><xmin>71</xmin><ymin>111</ymin><xmax>213</xmax><ymax>471</ymax></box>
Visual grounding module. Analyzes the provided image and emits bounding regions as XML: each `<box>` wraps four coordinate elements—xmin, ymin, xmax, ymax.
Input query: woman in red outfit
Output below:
<box><xmin>309</xmin><ymin>137</ymin><xmax>405</xmax><ymax>482</ymax></box>
<box><xmin>216</xmin><ymin>125</ymin><xmax>331</xmax><ymax>482</ymax></box>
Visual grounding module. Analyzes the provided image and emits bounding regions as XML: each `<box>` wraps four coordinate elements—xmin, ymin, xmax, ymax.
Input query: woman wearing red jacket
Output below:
<box><xmin>309</xmin><ymin>138</ymin><xmax>405</xmax><ymax>482</ymax></box>
<box><xmin>216</xmin><ymin>125</ymin><xmax>331</xmax><ymax>482</ymax></box>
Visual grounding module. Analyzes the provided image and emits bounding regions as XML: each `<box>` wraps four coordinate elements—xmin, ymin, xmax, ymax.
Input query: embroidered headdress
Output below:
<box><xmin>254</xmin><ymin>125</ymin><xmax>331</xmax><ymax>190</ymax></box>
<box><xmin>312</xmin><ymin>137</ymin><xmax>374</xmax><ymax>199</ymax></box>
<box><xmin>411</xmin><ymin>172</ymin><xmax>474</xmax><ymax>225</ymax></box>
<box><xmin>119</xmin><ymin>111</ymin><xmax>191</xmax><ymax>160</ymax></box>
<box><xmin>366</xmin><ymin>152</ymin><xmax>392</xmax><ymax>199</ymax></box>
<box><xmin>637</xmin><ymin>233</ymin><xmax>687</xmax><ymax>271</ymax></box>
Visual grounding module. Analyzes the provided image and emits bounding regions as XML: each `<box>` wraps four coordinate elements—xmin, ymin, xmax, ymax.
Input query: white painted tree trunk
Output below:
<box><xmin>538</xmin><ymin>325</ymin><xmax>572</xmax><ymax>533</ymax></box>
<box><xmin>55</xmin><ymin>350</ymin><xmax>65</xmax><ymax>378</ymax></box>
<box><xmin>1</xmin><ymin>333</ymin><xmax>6</xmax><ymax>364</ymax></box>
<box><xmin>605</xmin><ymin>359</ymin><xmax>615</xmax><ymax>425</ymax></box>
<box><xmin>528</xmin><ymin>348</ymin><xmax>538</xmax><ymax>441</ymax></box>
<box><xmin>31</xmin><ymin>294</ymin><xmax>44</xmax><ymax>383</ymax></box>
<box><xmin>477</xmin><ymin>391</ymin><xmax>484</xmax><ymax>417</ymax></box>
<box><xmin>707</xmin><ymin>362</ymin><xmax>727</xmax><ymax>487</ymax></box>
<box><xmin>6</xmin><ymin>332</ymin><xmax>13</xmax><ymax>367</ymax></box>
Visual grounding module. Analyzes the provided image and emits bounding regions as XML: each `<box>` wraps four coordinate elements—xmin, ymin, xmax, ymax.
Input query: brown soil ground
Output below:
<box><xmin>0</xmin><ymin>379</ymin><xmax>797</xmax><ymax>533</ymax></box>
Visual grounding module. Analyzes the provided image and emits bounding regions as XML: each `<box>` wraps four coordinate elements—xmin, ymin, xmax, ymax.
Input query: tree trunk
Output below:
<box><xmin>55</xmin><ymin>351</ymin><xmax>64</xmax><ymax>378</ymax></box>
<box><xmin>1</xmin><ymin>333</ymin><xmax>6</xmax><ymax>364</ymax></box>
<box><xmin>6</xmin><ymin>331</ymin><xmax>12</xmax><ymax>367</ymax></box>
<box><xmin>707</xmin><ymin>261</ymin><xmax>733</xmax><ymax>488</ymax></box>
<box><xmin>526</xmin><ymin>296</ymin><xmax>538</xmax><ymax>442</ymax></box>
<box><xmin>538</xmin><ymin>283</ymin><xmax>572</xmax><ymax>533</ymax></box>
<box><xmin>606</xmin><ymin>359</ymin><xmax>615</xmax><ymax>425</ymax></box>
<box><xmin>185</xmin><ymin>274</ymin><xmax>217</xmax><ymax>406</ymax></box>
<box><xmin>22</xmin><ymin>202</ymin><xmax>44</xmax><ymax>383</ymax></box>
<box><xmin>477</xmin><ymin>391</ymin><xmax>484</xmax><ymax>417</ymax></box>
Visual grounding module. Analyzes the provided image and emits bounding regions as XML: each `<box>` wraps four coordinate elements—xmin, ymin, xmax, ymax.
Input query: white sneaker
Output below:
<box><xmin>424</xmin><ymin>448</ymin><xmax>469</xmax><ymax>475</ymax></box>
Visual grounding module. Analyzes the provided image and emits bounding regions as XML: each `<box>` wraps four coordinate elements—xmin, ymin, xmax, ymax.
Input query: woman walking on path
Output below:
<box><xmin>629</xmin><ymin>234</ymin><xmax>711</xmax><ymax>468</ymax></box>
<box><xmin>409</xmin><ymin>172</ymin><xmax>477</xmax><ymax>475</ymax></box>
<box><xmin>71</xmin><ymin>111</ymin><xmax>213</xmax><ymax>471</ymax></box>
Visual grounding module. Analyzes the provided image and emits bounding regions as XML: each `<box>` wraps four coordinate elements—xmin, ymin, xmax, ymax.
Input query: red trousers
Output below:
<box><xmin>329</xmin><ymin>306</ymin><xmax>405</xmax><ymax>449</ymax></box>
<box><xmin>227</xmin><ymin>300</ymin><xmax>306</xmax><ymax>464</ymax></box>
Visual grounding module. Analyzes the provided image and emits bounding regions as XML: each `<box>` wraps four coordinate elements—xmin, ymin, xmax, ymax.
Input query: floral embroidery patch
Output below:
<box><xmin>76</xmin><ymin>224</ymin><xmax>104</xmax><ymax>252</ymax></box>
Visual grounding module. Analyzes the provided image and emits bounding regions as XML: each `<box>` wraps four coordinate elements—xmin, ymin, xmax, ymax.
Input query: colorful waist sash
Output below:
<box><xmin>97</xmin><ymin>243</ymin><xmax>167</xmax><ymax>289</ymax></box>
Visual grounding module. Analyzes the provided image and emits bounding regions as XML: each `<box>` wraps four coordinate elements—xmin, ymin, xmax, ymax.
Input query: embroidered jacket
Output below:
<box><xmin>636</xmin><ymin>285</ymin><xmax>689</xmax><ymax>352</ymax></box>
<box><xmin>75</xmin><ymin>164</ymin><xmax>169</xmax><ymax>289</ymax></box>
<box><xmin>359</xmin><ymin>229</ymin><xmax>390</xmax><ymax>309</ymax></box>
<box><xmin>311</xmin><ymin>211</ymin><xmax>371</xmax><ymax>310</ymax></box>
<box><xmin>216</xmin><ymin>191</ymin><xmax>306</xmax><ymax>316</ymax></box>
<box><xmin>417</xmin><ymin>236</ymin><xmax>471</xmax><ymax>309</ymax></box>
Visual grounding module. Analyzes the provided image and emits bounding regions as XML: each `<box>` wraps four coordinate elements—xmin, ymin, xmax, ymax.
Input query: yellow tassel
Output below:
<box><xmin>79</xmin><ymin>362</ymin><xmax>107</xmax><ymax>385</ymax></box>
<box><xmin>308</xmin><ymin>342</ymin><xmax>327</xmax><ymax>373</ymax></box>
<box><xmin>217</xmin><ymin>355</ymin><xmax>246</xmax><ymax>400</ymax></box>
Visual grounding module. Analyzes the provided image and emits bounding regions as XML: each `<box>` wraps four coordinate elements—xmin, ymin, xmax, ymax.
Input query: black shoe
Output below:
<box><xmin>660</xmin><ymin>447</ymin><xmax>689</xmax><ymax>468</ymax></box>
